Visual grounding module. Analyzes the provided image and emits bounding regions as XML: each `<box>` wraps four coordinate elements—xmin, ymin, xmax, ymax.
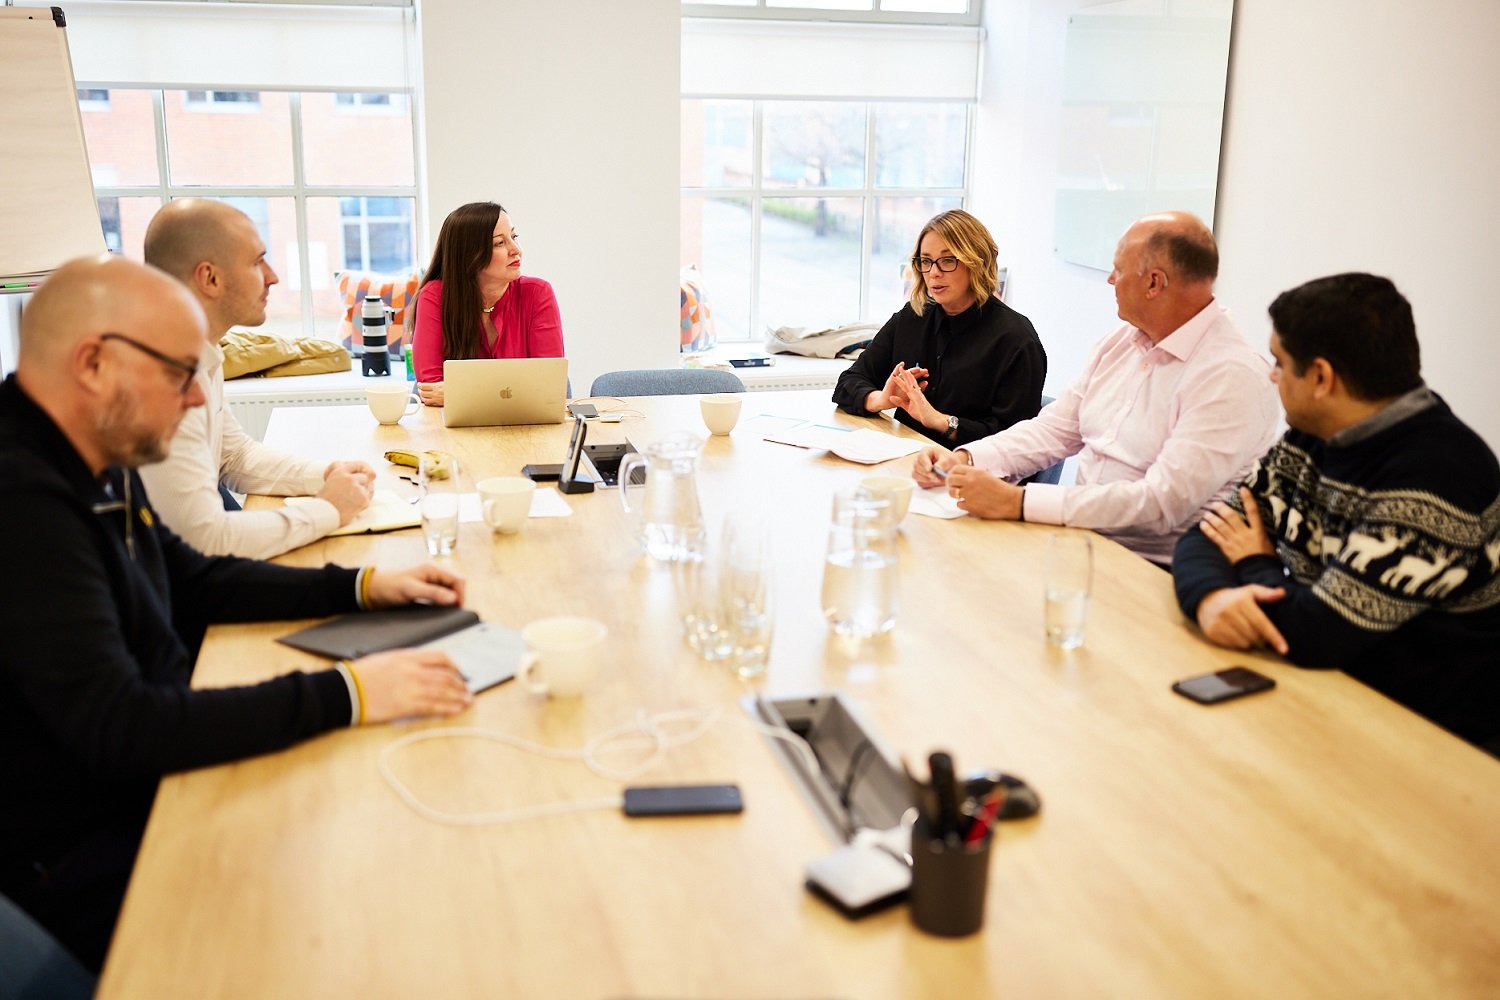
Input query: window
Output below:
<box><xmin>683</xmin><ymin>0</ymin><xmax>979</xmax><ymax>25</ymax></box>
<box><xmin>682</xmin><ymin>4</ymin><xmax>979</xmax><ymax>342</ymax></box>
<box><xmin>77</xmin><ymin>87</ymin><xmax>419</xmax><ymax>341</ymax></box>
<box><xmin>76</xmin><ymin>88</ymin><xmax>110</xmax><ymax>109</ymax></box>
<box><xmin>682</xmin><ymin>99</ymin><xmax>969</xmax><ymax>340</ymax></box>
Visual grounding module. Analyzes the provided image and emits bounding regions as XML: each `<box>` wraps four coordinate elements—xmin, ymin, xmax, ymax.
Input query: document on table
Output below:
<box><xmin>752</xmin><ymin>416</ymin><xmax>923</xmax><ymax>465</ymax></box>
<box><xmin>457</xmin><ymin>488</ymin><xmax>574</xmax><ymax>522</ymax></box>
<box><xmin>909</xmin><ymin>486</ymin><xmax>967</xmax><ymax>519</ymax></box>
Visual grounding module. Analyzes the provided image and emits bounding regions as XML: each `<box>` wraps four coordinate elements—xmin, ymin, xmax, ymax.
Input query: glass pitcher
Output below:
<box><xmin>619</xmin><ymin>433</ymin><xmax>705</xmax><ymax>562</ymax></box>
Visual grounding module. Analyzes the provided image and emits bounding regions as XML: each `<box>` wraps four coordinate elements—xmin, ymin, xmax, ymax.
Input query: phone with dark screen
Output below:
<box><xmin>1171</xmin><ymin>666</ymin><xmax>1276</xmax><ymax>705</ymax></box>
<box><xmin>622</xmin><ymin>784</ymin><xmax>743</xmax><ymax>817</ymax></box>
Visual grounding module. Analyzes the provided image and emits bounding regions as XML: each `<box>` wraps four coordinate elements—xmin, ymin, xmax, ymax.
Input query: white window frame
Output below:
<box><xmin>682</xmin><ymin>95</ymin><xmax>973</xmax><ymax>340</ymax></box>
<box><xmin>682</xmin><ymin>1</ymin><xmax>982</xmax><ymax>27</ymax></box>
<box><xmin>81</xmin><ymin>85</ymin><xmax>422</xmax><ymax>337</ymax></box>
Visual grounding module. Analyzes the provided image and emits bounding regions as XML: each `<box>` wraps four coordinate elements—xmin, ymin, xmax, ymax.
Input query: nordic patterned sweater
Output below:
<box><xmin>1173</xmin><ymin>388</ymin><xmax>1500</xmax><ymax>749</ymax></box>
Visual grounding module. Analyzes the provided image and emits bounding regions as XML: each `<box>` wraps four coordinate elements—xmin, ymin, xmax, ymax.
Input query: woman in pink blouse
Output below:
<box><xmin>410</xmin><ymin>201</ymin><xmax>564</xmax><ymax>406</ymax></box>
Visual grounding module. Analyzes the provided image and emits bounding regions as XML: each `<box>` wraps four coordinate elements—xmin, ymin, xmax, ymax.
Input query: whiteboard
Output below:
<box><xmin>0</xmin><ymin>6</ymin><xmax>105</xmax><ymax>287</ymax></box>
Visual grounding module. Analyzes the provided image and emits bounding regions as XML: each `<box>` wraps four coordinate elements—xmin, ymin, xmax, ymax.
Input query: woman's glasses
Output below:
<box><xmin>911</xmin><ymin>256</ymin><xmax>960</xmax><ymax>273</ymax></box>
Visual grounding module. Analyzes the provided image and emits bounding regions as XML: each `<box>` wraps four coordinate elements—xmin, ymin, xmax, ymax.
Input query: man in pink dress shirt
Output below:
<box><xmin>913</xmin><ymin>211</ymin><xmax>1280</xmax><ymax>566</ymax></box>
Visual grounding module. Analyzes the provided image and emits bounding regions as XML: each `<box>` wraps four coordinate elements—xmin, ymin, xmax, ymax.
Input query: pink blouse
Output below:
<box><xmin>411</xmin><ymin>275</ymin><xmax>564</xmax><ymax>383</ymax></box>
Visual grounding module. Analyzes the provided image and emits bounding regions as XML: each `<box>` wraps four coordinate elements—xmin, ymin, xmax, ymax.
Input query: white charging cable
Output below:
<box><xmin>379</xmin><ymin>706</ymin><xmax>825</xmax><ymax>828</ymax></box>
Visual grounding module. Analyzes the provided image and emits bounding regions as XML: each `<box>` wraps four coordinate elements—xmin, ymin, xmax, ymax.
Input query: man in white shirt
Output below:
<box><xmin>913</xmin><ymin>211</ymin><xmax>1279</xmax><ymax>565</ymax></box>
<box><xmin>141</xmin><ymin>199</ymin><xmax>375</xmax><ymax>559</ymax></box>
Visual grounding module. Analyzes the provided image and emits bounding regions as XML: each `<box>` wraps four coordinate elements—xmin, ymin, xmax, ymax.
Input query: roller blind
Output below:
<box><xmin>62</xmin><ymin>0</ymin><xmax>413</xmax><ymax>90</ymax></box>
<box><xmin>682</xmin><ymin>17</ymin><xmax>981</xmax><ymax>99</ymax></box>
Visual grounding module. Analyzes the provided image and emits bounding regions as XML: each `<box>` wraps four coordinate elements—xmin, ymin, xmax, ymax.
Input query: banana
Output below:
<box><xmin>383</xmin><ymin>449</ymin><xmax>452</xmax><ymax>480</ymax></box>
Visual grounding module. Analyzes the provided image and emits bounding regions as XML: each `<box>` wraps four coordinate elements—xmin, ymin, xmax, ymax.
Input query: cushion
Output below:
<box><xmin>680</xmin><ymin>264</ymin><xmax>716</xmax><ymax>353</ymax></box>
<box><xmin>336</xmin><ymin>270</ymin><xmax>422</xmax><ymax>354</ymax></box>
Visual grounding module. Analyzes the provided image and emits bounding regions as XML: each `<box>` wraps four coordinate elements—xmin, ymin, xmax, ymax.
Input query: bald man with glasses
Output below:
<box><xmin>0</xmin><ymin>256</ymin><xmax>472</xmax><ymax>972</ymax></box>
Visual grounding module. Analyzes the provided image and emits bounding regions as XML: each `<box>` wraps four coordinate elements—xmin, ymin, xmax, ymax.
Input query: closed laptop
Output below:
<box><xmin>442</xmin><ymin>357</ymin><xmax>569</xmax><ymax>428</ymax></box>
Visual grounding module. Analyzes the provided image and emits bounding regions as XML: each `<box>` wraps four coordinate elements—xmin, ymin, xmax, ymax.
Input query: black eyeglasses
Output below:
<box><xmin>100</xmin><ymin>333</ymin><xmax>200</xmax><ymax>394</ymax></box>
<box><xmin>911</xmin><ymin>256</ymin><xmax>961</xmax><ymax>274</ymax></box>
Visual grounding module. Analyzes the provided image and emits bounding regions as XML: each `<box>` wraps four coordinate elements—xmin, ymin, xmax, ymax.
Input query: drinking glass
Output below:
<box><xmin>719</xmin><ymin>516</ymin><xmax>774</xmax><ymax>678</ymax></box>
<box><xmin>821</xmin><ymin>489</ymin><xmax>899</xmax><ymax>638</ymax></box>
<box><xmin>419</xmin><ymin>451</ymin><xmax>462</xmax><ymax>556</ymax></box>
<box><xmin>1044</xmin><ymin>533</ymin><xmax>1092</xmax><ymax>649</ymax></box>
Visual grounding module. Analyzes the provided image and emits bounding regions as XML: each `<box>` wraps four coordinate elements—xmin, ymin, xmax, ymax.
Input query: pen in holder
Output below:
<box><xmin>909</xmin><ymin>814</ymin><xmax>993</xmax><ymax>937</ymax></box>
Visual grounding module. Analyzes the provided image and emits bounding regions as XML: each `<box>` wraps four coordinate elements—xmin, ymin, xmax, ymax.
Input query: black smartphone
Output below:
<box><xmin>521</xmin><ymin>463</ymin><xmax>562</xmax><ymax>482</ymax></box>
<box><xmin>567</xmin><ymin>401</ymin><xmax>599</xmax><ymax>419</ymax></box>
<box><xmin>622</xmin><ymin>783</ymin><xmax>743</xmax><ymax>817</ymax></box>
<box><xmin>1172</xmin><ymin>666</ymin><xmax>1276</xmax><ymax>705</ymax></box>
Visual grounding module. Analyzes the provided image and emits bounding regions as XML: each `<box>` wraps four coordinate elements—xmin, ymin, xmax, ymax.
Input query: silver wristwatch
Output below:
<box><xmin>946</xmin><ymin>415</ymin><xmax>959</xmax><ymax>439</ymax></box>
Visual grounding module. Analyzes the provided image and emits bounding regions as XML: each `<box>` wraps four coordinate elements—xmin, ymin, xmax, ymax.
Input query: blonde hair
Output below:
<box><xmin>908</xmin><ymin>209</ymin><xmax>999</xmax><ymax>317</ymax></box>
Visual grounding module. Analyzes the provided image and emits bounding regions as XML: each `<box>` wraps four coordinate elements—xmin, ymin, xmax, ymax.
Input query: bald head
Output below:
<box><xmin>1126</xmin><ymin>211</ymin><xmax>1218</xmax><ymax>286</ymax></box>
<box><xmin>18</xmin><ymin>255</ymin><xmax>208</xmax><ymax>472</ymax></box>
<box><xmin>143</xmin><ymin>199</ymin><xmax>250</xmax><ymax>283</ymax></box>
<box><xmin>143</xmin><ymin>199</ymin><xmax>277</xmax><ymax>336</ymax></box>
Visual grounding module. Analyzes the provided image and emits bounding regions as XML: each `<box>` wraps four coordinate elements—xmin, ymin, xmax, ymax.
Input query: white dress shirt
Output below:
<box><xmin>138</xmin><ymin>343</ymin><xmax>337</xmax><ymax>559</ymax></box>
<box><xmin>961</xmin><ymin>300</ymin><xmax>1280</xmax><ymax>564</ymax></box>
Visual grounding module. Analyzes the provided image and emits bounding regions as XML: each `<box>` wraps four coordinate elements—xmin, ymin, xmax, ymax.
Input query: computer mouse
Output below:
<box><xmin>963</xmin><ymin>771</ymin><xmax>1042</xmax><ymax>820</ymax></box>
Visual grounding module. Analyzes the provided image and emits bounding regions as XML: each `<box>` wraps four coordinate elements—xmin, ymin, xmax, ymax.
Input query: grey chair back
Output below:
<box><xmin>1029</xmin><ymin>395</ymin><xmax>1067</xmax><ymax>485</ymax></box>
<box><xmin>588</xmin><ymin>368</ymin><xmax>745</xmax><ymax>398</ymax></box>
<box><xmin>0</xmin><ymin>893</ymin><xmax>96</xmax><ymax>999</ymax></box>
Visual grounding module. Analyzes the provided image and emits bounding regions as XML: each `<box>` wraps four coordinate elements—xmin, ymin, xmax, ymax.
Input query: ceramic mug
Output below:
<box><xmin>517</xmin><ymin>617</ymin><xmax>608</xmax><ymax>697</ymax></box>
<box><xmin>699</xmin><ymin>393</ymin><xmax>743</xmax><ymax>436</ymax></box>
<box><xmin>477</xmin><ymin>476</ymin><xmax>536</xmax><ymax>534</ymax></box>
<box><xmin>367</xmin><ymin>384</ymin><xmax>420</xmax><ymax>425</ymax></box>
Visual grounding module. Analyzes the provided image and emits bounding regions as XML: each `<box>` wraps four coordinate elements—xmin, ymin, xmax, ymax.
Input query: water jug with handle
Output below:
<box><xmin>618</xmin><ymin>433</ymin><xmax>705</xmax><ymax>561</ymax></box>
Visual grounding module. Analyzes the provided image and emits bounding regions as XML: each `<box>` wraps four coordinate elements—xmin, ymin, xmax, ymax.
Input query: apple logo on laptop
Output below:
<box><xmin>500</xmin><ymin>387</ymin><xmax>513</xmax><ymax>399</ymax></box>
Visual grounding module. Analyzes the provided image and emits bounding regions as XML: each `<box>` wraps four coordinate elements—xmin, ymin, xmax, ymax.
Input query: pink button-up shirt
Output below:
<box><xmin>962</xmin><ymin>300</ymin><xmax>1280</xmax><ymax>564</ymax></box>
<box><xmin>411</xmin><ymin>275</ymin><xmax>564</xmax><ymax>383</ymax></box>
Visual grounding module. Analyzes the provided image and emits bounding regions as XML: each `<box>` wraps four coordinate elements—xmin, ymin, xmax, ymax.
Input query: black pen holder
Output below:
<box><xmin>908</xmin><ymin>816</ymin><xmax>992</xmax><ymax>937</ymax></box>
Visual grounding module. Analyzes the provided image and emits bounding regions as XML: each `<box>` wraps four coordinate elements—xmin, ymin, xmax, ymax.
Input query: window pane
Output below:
<box><xmin>868</xmin><ymin>195</ymin><xmax>961</xmax><ymax>318</ymax></box>
<box><xmin>682</xmin><ymin>99</ymin><xmax>753</xmax><ymax>188</ymax></box>
<box><xmin>762</xmin><ymin>102</ymin><xmax>865</xmax><ymax>190</ymax></box>
<box><xmin>768</xmin><ymin>0</ymin><xmax>873</xmax><ymax>9</ymax></box>
<box><xmin>79</xmin><ymin>89</ymin><xmax>160</xmax><ymax>186</ymax></box>
<box><xmin>682</xmin><ymin>195</ymin><xmax>752</xmax><ymax>341</ymax></box>
<box><xmin>164</xmin><ymin>90</ymin><xmax>293</xmax><ymax>186</ymax></box>
<box><xmin>873</xmin><ymin>103</ymin><xmax>967</xmax><ymax>188</ymax></box>
<box><xmin>759</xmin><ymin>196</ymin><xmax>862</xmax><ymax>330</ymax></box>
<box><xmin>302</xmin><ymin>91</ymin><xmax>415</xmax><ymax>187</ymax></box>
<box><xmin>881</xmin><ymin>0</ymin><xmax>969</xmax><ymax>12</ymax></box>
<box><xmin>97</xmin><ymin>196</ymin><xmax>163</xmax><ymax>258</ymax></box>
<box><xmin>309</xmin><ymin>196</ymin><xmax>419</xmax><ymax>340</ymax></box>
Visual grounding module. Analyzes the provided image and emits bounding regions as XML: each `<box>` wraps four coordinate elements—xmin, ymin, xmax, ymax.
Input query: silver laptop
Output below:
<box><xmin>442</xmin><ymin>357</ymin><xmax>569</xmax><ymax>428</ymax></box>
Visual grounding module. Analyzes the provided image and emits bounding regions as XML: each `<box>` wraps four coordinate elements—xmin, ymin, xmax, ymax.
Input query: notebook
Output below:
<box><xmin>276</xmin><ymin>606</ymin><xmax>523</xmax><ymax>693</ymax></box>
<box><xmin>442</xmin><ymin>357</ymin><xmax>569</xmax><ymax>428</ymax></box>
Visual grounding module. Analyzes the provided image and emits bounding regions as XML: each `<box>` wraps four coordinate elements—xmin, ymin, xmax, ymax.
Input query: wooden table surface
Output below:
<box><xmin>98</xmin><ymin>391</ymin><xmax>1500</xmax><ymax>999</ymax></box>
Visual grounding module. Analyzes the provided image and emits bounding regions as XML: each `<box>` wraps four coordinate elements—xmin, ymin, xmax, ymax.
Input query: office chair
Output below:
<box><xmin>1027</xmin><ymin>395</ymin><xmax>1068</xmax><ymax>485</ymax></box>
<box><xmin>0</xmin><ymin>893</ymin><xmax>96</xmax><ymax>1000</ymax></box>
<box><xmin>588</xmin><ymin>368</ymin><xmax>745</xmax><ymax>397</ymax></box>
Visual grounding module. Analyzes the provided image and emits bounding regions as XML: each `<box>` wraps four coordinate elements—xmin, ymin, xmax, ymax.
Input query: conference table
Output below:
<box><xmin>98</xmin><ymin>391</ymin><xmax>1500</xmax><ymax>998</ymax></box>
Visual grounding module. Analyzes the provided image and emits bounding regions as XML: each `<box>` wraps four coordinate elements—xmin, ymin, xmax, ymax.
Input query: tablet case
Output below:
<box><xmin>277</xmin><ymin>606</ymin><xmax>481</xmax><ymax>660</ymax></box>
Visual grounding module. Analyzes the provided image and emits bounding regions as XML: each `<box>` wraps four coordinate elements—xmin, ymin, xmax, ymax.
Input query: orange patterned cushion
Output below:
<box><xmin>336</xmin><ymin>271</ymin><xmax>422</xmax><ymax>353</ymax></box>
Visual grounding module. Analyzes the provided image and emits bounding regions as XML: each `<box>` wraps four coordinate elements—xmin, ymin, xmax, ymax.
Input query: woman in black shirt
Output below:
<box><xmin>832</xmin><ymin>210</ymin><xmax>1046</xmax><ymax>447</ymax></box>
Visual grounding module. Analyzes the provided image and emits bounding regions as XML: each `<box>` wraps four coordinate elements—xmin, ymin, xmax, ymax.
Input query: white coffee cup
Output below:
<box><xmin>700</xmin><ymin>393</ymin><xmax>743</xmax><ymax>436</ymax></box>
<box><xmin>367</xmin><ymin>384</ymin><xmax>420</xmax><ymax>425</ymax></box>
<box><xmin>860</xmin><ymin>474</ymin><xmax>916</xmax><ymax>524</ymax></box>
<box><xmin>478</xmin><ymin>476</ymin><xmax>536</xmax><ymax>534</ymax></box>
<box><xmin>518</xmin><ymin>617</ymin><xmax>608</xmax><ymax>698</ymax></box>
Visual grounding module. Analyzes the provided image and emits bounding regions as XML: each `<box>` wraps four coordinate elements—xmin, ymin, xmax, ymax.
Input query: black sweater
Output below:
<box><xmin>0</xmin><ymin>375</ymin><xmax>359</xmax><ymax>884</ymax></box>
<box><xmin>831</xmin><ymin>297</ymin><xmax>1046</xmax><ymax>447</ymax></box>
<box><xmin>1173</xmin><ymin>393</ymin><xmax>1500</xmax><ymax>748</ymax></box>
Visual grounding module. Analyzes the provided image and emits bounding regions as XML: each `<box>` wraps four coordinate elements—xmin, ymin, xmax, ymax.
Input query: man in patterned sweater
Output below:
<box><xmin>1173</xmin><ymin>273</ymin><xmax>1499</xmax><ymax>751</ymax></box>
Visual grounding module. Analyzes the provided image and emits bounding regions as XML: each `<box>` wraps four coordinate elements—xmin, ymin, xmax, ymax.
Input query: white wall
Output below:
<box><xmin>972</xmin><ymin>0</ymin><xmax>1500</xmax><ymax>449</ymax></box>
<box><xmin>416</xmin><ymin>0</ymin><xmax>681</xmax><ymax>396</ymax></box>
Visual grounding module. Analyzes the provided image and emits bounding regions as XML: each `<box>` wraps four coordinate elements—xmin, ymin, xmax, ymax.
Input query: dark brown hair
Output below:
<box><xmin>416</xmin><ymin>201</ymin><xmax>504</xmax><ymax>363</ymax></box>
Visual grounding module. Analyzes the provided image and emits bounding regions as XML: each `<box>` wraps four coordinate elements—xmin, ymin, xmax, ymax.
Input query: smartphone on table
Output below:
<box><xmin>1171</xmin><ymin>666</ymin><xmax>1276</xmax><ymax>705</ymax></box>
